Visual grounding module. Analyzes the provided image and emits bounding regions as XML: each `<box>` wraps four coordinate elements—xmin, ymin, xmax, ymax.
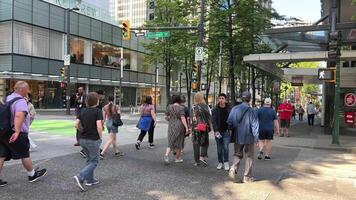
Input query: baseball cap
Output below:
<box><xmin>264</xmin><ymin>98</ymin><xmax>272</xmax><ymax>105</ymax></box>
<box><xmin>241</xmin><ymin>91</ymin><xmax>251</xmax><ymax>98</ymax></box>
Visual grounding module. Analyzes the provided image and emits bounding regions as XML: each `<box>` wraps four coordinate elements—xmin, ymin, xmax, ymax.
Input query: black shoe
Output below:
<box><xmin>135</xmin><ymin>142</ymin><xmax>140</xmax><ymax>150</ymax></box>
<box><xmin>264</xmin><ymin>156</ymin><xmax>271</xmax><ymax>160</ymax></box>
<box><xmin>199</xmin><ymin>159</ymin><xmax>208</xmax><ymax>167</ymax></box>
<box><xmin>73</xmin><ymin>176</ymin><xmax>85</xmax><ymax>191</ymax></box>
<box><xmin>114</xmin><ymin>152</ymin><xmax>124</xmax><ymax>157</ymax></box>
<box><xmin>149</xmin><ymin>144</ymin><xmax>155</xmax><ymax>149</ymax></box>
<box><xmin>0</xmin><ymin>179</ymin><xmax>8</xmax><ymax>187</ymax></box>
<box><xmin>100</xmin><ymin>154</ymin><xmax>104</xmax><ymax>160</ymax></box>
<box><xmin>257</xmin><ymin>151</ymin><xmax>263</xmax><ymax>160</ymax></box>
<box><xmin>28</xmin><ymin>168</ymin><xmax>47</xmax><ymax>183</ymax></box>
<box><xmin>80</xmin><ymin>150</ymin><xmax>86</xmax><ymax>158</ymax></box>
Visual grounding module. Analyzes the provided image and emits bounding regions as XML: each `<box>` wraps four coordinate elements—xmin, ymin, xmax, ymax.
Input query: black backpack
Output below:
<box><xmin>0</xmin><ymin>97</ymin><xmax>23</xmax><ymax>137</ymax></box>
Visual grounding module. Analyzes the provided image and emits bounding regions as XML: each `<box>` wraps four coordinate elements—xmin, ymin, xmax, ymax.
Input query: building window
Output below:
<box><xmin>70</xmin><ymin>37</ymin><xmax>92</xmax><ymax>64</ymax></box>
<box><xmin>92</xmin><ymin>42</ymin><xmax>121</xmax><ymax>67</ymax></box>
<box><xmin>50</xmin><ymin>31</ymin><xmax>64</xmax><ymax>60</ymax></box>
<box><xmin>149</xmin><ymin>13</ymin><xmax>154</xmax><ymax>20</ymax></box>
<box><xmin>13</xmin><ymin>22</ymin><xmax>32</xmax><ymax>56</ymax></box>
<box><xmin>0</xmin><ymin>22</ymin><xmax>12</xmax><ymax>53</ymax></box>
<box><xmin>32</xmin><ymin>27</ymin><xmax>49</xmax><ymax>58</ymax></box>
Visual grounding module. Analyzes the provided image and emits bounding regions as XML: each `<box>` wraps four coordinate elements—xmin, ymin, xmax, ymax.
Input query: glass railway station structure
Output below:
<box><xmin>0</xmin><ymin>0</ymin><xmax>166</xmax><ymax>109</ymax></box>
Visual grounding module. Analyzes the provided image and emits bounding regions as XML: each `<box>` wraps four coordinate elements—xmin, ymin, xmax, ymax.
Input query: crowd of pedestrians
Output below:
<box><xmin>1</xmin><ymin>81</ymin><xmax>321</xmax><ymax>192</ymax></box>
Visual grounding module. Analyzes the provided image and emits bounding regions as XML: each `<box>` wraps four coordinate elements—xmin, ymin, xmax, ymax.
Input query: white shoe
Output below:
<box><xmin>217</xmin><ymin>163</ymin><xmax>223</xmax><ymax>170</ymax></box>
<box><xmin>224</xmin><ymin>162</ymin><xmax>230</xmax><ymax>171</ymax></box>
<box><xmin>175</xmin><ymin>159</ymin><xmax>183</xmax><ymax>163</ymax></box>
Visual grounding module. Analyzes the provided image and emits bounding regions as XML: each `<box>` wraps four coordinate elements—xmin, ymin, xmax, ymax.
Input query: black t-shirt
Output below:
<box><xmin>78</xmin><ymin>107</ymin><xmax>103</xmax><ymax>140</ymax></box>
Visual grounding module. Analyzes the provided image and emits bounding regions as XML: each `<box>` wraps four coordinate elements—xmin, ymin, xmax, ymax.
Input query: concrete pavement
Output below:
<box><xmin>1</xmin><ymin>117</ymin><xmax>356</xmax><ymax>200</ymax></box>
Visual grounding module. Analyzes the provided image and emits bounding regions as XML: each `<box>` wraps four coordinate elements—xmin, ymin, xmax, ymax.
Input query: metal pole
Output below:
<box><xmin>218</xmin><ymin>40</ymin><xmax>222</xmax><ymax>94</ymax></box>
<box><xmin>197</xmin><ymin>0</ymin><xmax>205</xmax><ymax>90</ymax></box>
<box><xmin>179</xmin><ymin>72</ymin><xmax>182</xmax><ymax>95</ymax></box>
<box><xmin>120</xmin><ymin>47</ymin><xmax>124</xmax><ymax>108</ymax></box>
<box><xmin>155</xmin><ymin>61</ymin><xmax>158</xmax><ymax>113</ymax></box>
<box><xmin>65</xmin><ymin>8</ymin><xmax>71</xmax><ymax>115</ymax></box>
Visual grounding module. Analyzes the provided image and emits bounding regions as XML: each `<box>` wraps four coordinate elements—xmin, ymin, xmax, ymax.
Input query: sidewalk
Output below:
<box><xmin>0</xmin><ymin>119</ymin><xmax>355</xmax><ymax>200</ymax></box>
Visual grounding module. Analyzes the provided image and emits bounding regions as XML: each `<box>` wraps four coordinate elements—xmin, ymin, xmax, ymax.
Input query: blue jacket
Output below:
<box><xmin>227</xmin><ymin>102</ymin><xmax>259</xmax><ymax>144</ymax></box>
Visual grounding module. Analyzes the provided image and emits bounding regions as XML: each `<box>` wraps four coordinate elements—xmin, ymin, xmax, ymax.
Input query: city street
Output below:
<box><xmin>1</xmin><ymin>115</ymin><xmax>356</xmax><ymax>200</ymax></box>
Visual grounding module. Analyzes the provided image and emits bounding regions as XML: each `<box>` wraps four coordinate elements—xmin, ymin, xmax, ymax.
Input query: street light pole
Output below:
<box><xmin>197</xmin><ymin>0</ymin><xmax>205</xmax><ymax>90</ymax></box>
<box><xmin>120</xmin><ymin>48</ymin><xmax>124</xmax><ymax>108</ymax></box>
<box><xmin>155</xmin><ymin>61</ymin><xmax>158</xmax><ymax>113</ymax></box>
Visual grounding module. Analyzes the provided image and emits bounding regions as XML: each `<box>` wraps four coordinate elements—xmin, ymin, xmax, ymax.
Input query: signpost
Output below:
<box><xmin>146</xmin><ymin>31</ymin><xmax>170</xmax><ymax>39</ymax></box>
<box><xmin>64</xmin><ymin>54</ymin><xmax>70</xmax><ymax>66</ymax></box>
<box><xmin>135</xmin><ymin>32</ymin><xmax>146</xmax><ymax>37</ymax></box>
<box><xmin>291</xmin><ymin>77</ymin><xmax>303</xmax><ymax>87</ymax></box>
<box><xmin>195</xmin><ymin>47</ymin><xmax>204</xmax><ymax>61</ymax></box>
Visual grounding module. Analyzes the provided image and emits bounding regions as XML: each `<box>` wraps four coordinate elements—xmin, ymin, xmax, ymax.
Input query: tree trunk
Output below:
<box><xmin>227</xmin><ymin>0</ymin><xmax>236</xmax><ymax>105</ymax></box>
<box><xmin>251</xmin><ymin>67</ymin><xmax>256</xmax><ymax>106</ymax></box>
<box><xmin>184</xmin><ymin>57</ymin><xmax>192</xmax><ymax>112</ymax></box>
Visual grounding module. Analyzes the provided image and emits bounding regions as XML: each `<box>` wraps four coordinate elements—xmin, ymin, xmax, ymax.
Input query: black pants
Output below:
<box><xmin>299</xmin><ymin>113</ymin><xmax>303</xmax><ymax>121</ymax></box>
<box><xmin>308</xmin><ymin>114</ymin><xmax>315</xmax><ymax>126</ymax></box>
<box><xmin>137</xmin><ymin>121</ymin><xmax>155</xmax><ymax>144</ymax></box>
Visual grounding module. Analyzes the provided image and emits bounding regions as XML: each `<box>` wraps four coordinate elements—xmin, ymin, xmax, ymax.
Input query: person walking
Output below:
<box><xmin>227</xmin><ymin>91</ymin><xmax>259</xmax><ymax>183</ymax></box>
<box><xmin>75</xmin><ymin>87</ymin><xmax>86</xmax><ymax>146</ymax></box>
<box><xmin>212</xmin><ymin>93</ymin><xmax>231</xmax><ymax>171</ymax></box>
<box><xmin>180</xmin><ymin>95</ymin><xmax>190</xmax><ymax>154</ymax></box>
<box><xmin>26</xmin><ymin>94</ymin><xmax>37</xmax><ymax>150</ymax></box>
<box><xmin>100</xmin><ymin>96</ymin><xmax>123</xmax><ymax>159</ymax></box>
<box><xmin>73</xmin><ymin>92</ymin><xmax>103</xmax><ymax>191</ymax></box>
<box><xmin>257</xmin><ymin>98</ymin><xmax>279</xmax><ymax>160</ymax></box>
<box><xmin>135</xmin><ymin>96</ymin><xmax>157</xmax><ymax>150</ymax></box>
<box><xmin>277</xmin><ymin>99</ymin><xmax>293</xmax><ymax>137</ymax></box>
<box><xmin>298</xmin><ymin>105</ymin><xmax>305</xmax><ymax>121</ymax></box>
<box><xmin>292</xmin><ymin>105</ymin><xmax>296</xmax><ymax>120</ymax></box>
<box><xmin>307</xmin><ymin>102</ymin><xmax>316</xmax><ymax>126</ymax></box>
<box><xmin>191</xmin><ymin>92</ymin><xmax>213</xmax><ymax>167</ymax></box>
<box><xmin>0</xmin><ymin>81</ymin><xmax>47</xmax><ymax>187</ymax></box>
<box><xmin>164</xmin><ymin>95</ymin><xmax>189</xmax><ymax>164</ymax></box>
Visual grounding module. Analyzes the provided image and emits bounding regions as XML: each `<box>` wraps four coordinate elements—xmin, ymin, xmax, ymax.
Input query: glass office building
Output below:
<box><xmin>0</xmin><ymin>0</ymin><xmax>165</xmax><ymax>109</ymax></box>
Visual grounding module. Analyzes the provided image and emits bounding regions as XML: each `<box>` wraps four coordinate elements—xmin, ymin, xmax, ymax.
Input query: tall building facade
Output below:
<box><xmin>0</xmin><ymin>0</ymin><xmax>166</xmax><ymax>109</ymax></box>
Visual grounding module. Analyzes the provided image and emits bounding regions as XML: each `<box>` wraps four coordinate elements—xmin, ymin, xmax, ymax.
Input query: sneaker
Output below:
<box><xmin>264</xmin><ymin>155</ymin><xmax>271</xmax><ymax>160</ymax></box>
<box><xmin>193</xmin><ymin>162</ymin><xmax>200</xmax><ymax>166</ymax></box>
<box><xmin>135</xmin><ymin>142</ymin><xmax>140</xmax><ymax>150</ymax></box>
<box><xmin>279</xmin><ymin>134</ymin><xmax>284</xmax><ymax>137</ymax></box>
<box><xmin>243</xmin><ymin>176</ymin><xmax>255</xmax><ymax>183</ymax></box>
<box><xmin>228</xmin><ymin>168</ymin><xmax>237</xmax><ymax>181</ymax></box>
<box><xmin>85</xmin><ymin>179</ymin><xmax>99</xmax><ymax>186</ymax></box>
<box><xmin>217</xmin><ymin>163</ymin><xmax>223</xmax><ymax>170</ymax></box>
<box><xmin>73</xmin><ymin>176</ymin><xmax>85</xmax><ymax>191</ymax></box>
<box><xmin>28</xmin><ymin>168</ymin><xmax>47</xmax><ymax>183</ymax></box>
<box><xmin>258</xmin><ymin>151</ymin><xmax>263</xmax><ymax>160</ymax></box>
<box><xmin>199</xmin><ymin>159</ymin><xmax>208</xmax><ymax>167</ymax></box>
<box><xmin>74</xmin><ymin>143</ymin><xmax>80</xmax><ymax>146</ymax></box>
<box><xmin>175</xmin><ymin>158</ymin><xmax>184</xmax><ymax>163</ymax></box>
<box><xmin>0</xmin><ymin>179</ymin><xmax>8</xmax><ymax>187</ymax></box>
<box><xmin>100</xmin><ymin>154</ymin><xmax>104</xmax><ymax>160</ymax></box>
<box><xmin>224</xmin><ymin>162</ymin><xmax>230</xmax><ymax>171</ymax></box>
<box><xmin>114</xmin><ymin>152</ymin><xmax>124</xmax><ymax>157</ymax></box>
<box><xmin>164</xmin><ymin>155</ymin><xmax>170</xmax><ymax>165</ymax></box>
<box><xmin>79</xmin><ymin>150</ymin><xmax>86</xmax><ymax>158</ymax></box>
<box><xmin>149</xmin><ymin>144</ymin><xmax>155</xmax><ymax>149</ymax></box>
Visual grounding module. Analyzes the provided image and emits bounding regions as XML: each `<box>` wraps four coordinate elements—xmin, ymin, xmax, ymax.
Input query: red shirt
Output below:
<box><xmin>278</xmin><ymin>103</ymin><xmax>293</xmax><ymax>120</ymax></box>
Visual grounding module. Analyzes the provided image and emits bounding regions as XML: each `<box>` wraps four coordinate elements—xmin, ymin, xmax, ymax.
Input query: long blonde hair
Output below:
<box><xmin>194</xmin><ymin>92</ymin><xmax>206</xmax><ymax>105</ymax></box>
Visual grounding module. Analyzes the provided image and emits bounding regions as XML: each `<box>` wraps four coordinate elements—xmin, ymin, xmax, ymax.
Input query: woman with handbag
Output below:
<box><xmin>100</xmin><ymin>96</ymin><xmax>123</xmax><ymax>159</ymax></box>
<box><xmin>192</xmin><ymin>92</ymin><xmax>213</xmax><ymax>166</ymax></box>
<box><xmin>164</xmin><ymin>95</ymin><xmax>190</xmax><ymax>164</ymax></box>
<box><xmin>135</xmin><ymin>96</ymin><xmax>157</xmax><ymax>150</ymax></box>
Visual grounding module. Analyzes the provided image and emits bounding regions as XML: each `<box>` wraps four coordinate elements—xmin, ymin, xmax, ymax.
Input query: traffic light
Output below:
<box><xmin>328</xmin><ymin>31</ymin><xmax>341</xmax><ymax>60</ymax></box>
<box><xmin>60</xmin><ymin>67</ymin><xmax>66</xmax><ymax>77</ymax></box>
<box><xmin>192</xmin><ymin>63</ymin><xmax>198</xmax><ymax>80</ymax></box>
<box><xmin>122</xmin><ymin>20</ymin><xmax>131</xmax><ymax>40</ymax></box>
<box><xmin>62</xmin><ymin>89</ymin><xmax>67</xmax><ymax>108</ymax></box>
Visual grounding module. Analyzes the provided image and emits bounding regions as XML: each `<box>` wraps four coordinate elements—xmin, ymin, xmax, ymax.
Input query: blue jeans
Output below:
<box><xmin>78</xmin><ymin>138</ymin><xmax>102</xmax><ymax>184</ymax></box>
<box><xmin>215</xmin><ymin>131</ymin><xmax>230</xmax><ymax>163</ymax></box>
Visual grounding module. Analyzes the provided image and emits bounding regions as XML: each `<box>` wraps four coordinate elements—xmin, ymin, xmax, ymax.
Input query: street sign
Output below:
<box><xmin>195</xmin><ymin>47</ymin><xmax>204</xmax><ymax>61</ymax></box>
<box><xmin>318</xmin><ymin>68</ymin><xmax>335</xmax><ymax>81</ymax></box>
<box><xmin>345</xmin><ymin>111</ymin><xmax>354</xmax><ymax>124</ymax></box>
<box><xmin>291</xmin><ymin>77</ymin><xmax>303</xmax><ymax>86</ymax></box>
<box><xmin>135</xmin><ymin>32</ymin><xmax>146</xmax><ymax>37</ymax></box>
<box><xmin>146</xmin><ymin>31</ymin><xmax>170</xmax><ymax>39</ymax></box>
<box><xmin>64</xmin><ymin>54</ymin><xmax>70</xmax><ymax>66</ymax></box>
<box><xmin>344</xmin><ymin>93</ymin><xmax>356</xmax><ymax>107</ymax></box>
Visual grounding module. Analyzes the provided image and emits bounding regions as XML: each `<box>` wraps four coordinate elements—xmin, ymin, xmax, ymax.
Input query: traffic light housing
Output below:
<box><xmin>192</xmin><ymin>63</ymin><xmax>198</xmax><ymax>80</ymax></box>
<box><xmin>122</xmin><ymin>20</ymin><xmax>131</xmax><ymax>40</ymax></box>
<box><xmin>60</xmin><ymin>67</ymin><xmax>66</xmax><ymax>77</ymax></box>
<box><xmin>328</xmin><ymin>31</ymin><xmax>341</xmax><ymax>60</ymax></box>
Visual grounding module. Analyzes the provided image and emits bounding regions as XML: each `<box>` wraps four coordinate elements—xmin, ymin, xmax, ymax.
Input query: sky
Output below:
<box><xmin>272</xmin><ymin>0</ymin><xmax>322</xmax><ymax>22</ymax></box>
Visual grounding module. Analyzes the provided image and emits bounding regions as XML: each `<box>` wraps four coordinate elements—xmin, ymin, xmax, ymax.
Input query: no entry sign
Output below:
<box><xmin>344</xmin><ymin>93</ymin><xmax>356</xmax><ymax>107</ymax></box>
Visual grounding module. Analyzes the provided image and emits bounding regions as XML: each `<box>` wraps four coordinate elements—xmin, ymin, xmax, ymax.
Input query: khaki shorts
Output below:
<box><xmin>280</xmin><ymin>119</ymin><xmax>290</xmax><ymax>128</ymax></box>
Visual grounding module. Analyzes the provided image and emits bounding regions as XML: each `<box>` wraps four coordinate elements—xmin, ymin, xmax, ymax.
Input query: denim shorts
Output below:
<box><xmin>106</xmin><ymin>119</ymin><xmax>118</xmax><ymax>134</ymax></box>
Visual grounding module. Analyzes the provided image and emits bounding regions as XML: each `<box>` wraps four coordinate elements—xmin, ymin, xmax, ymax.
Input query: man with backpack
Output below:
<box><xmin>0</xmin><ymin>81</ymin><xmax>47</xmax><ymax>187</ymax></box>
<box><xmin>227</xmin><ymin>91</ymin><xmax>259</xmax><ymax>183</ymax></box>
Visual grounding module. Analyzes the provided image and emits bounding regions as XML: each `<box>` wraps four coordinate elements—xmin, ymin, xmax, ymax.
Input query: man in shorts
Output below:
<box><xmin>277</xmin><ymin>99</ymin><xmax>293</xmax><ymax>137</ymax></box>
<box><xmin>0</xmin><ymin>81</ymin><xmax>47</xmax><ymax>187</ymax></box>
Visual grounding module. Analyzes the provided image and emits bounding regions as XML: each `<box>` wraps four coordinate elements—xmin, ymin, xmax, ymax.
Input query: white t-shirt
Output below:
<box><xmin>307</xmin><ymin>104</ymin><xmax>315</xmax><ymax>115</ymax></box>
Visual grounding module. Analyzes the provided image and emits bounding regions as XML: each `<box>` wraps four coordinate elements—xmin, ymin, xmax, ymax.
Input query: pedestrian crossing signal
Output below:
<box><xmin>122</xmin><ymin>20</ymin><xmax>131</xmax><ymax>40</ymax></box>
<box><xmin>60</xmin><ymin>67</ymin><xmax>66</xmax><ymax>77</ymax></box>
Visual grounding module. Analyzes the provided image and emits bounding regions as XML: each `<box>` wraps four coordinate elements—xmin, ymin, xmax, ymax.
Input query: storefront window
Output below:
<box><xmin>70</xmin><ymin>37</ymin><xmax>92</xmax><ymax>64</ymax></box>
<box><xmin>137</xmin><ymin>87</ymin><xmax>161</xmax><ymax>107</ymax></box>
<box><xmin>92</xmin><ymin>42</ymin><xmax>121</xmax><ymax>67</ymax></box>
